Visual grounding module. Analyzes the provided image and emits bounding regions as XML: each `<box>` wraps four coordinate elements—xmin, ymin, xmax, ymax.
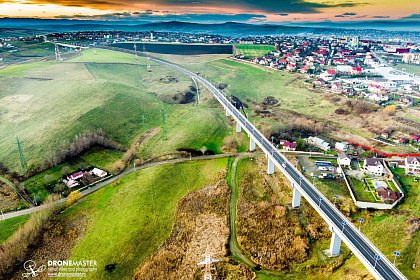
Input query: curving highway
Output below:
<box><xmin>150</xmin><ymin>56</ymin><xmax>407</xmax><ymax>280</ymax></box>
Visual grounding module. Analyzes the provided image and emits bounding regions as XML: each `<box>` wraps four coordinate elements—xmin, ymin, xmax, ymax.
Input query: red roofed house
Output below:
<box><xmin>331</xmin><ymin>82</ymin><xmax>343</xmax><ymax>93</ymax></box>
<box><xmin>68</xmin><ymin>171</ymin><xmax>84</xmax><ymax>180</ymax></box>
<box><xmin>351</xmin><ymin>67</ymin><xmax>362</xmax><ymax>75</ymax></box>
<box><xmin>320</xmin><ymin>69</ymin><xmax>336</xmax><ymax>81</ymax></box>
<box><xmin>410</xmin><ymin>135</ymin><xmax>420</xmax><ymax>143</ymax></box>
<box><xmin>280</xmin><ymin>140</ymin><xmax>297</xmax><ymax>151</ymax></box>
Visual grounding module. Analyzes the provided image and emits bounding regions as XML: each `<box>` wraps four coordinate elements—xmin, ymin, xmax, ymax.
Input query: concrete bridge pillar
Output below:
<box><xmin>226</xmin><ymin>108</ymin><xmax>231</xmax><ymax>117</ymax></box>
<box><xmin>292</xmin><ymin>185</ymin><xmax>301</xmax><ymax>208</ymax></box>
<box><xmin>267</xmin><ymin>157</ymin><xmax>275</xmax><ymax>175</ymax></box>
<box><xmin>236</xmin><ymin>122</ymin><xmax>242</xmax><ymax>133</ymax></box>
<box><xmin>249</xmin><ymin>137</ymin><xmax>256</xmax><ymax>152</ymax></box>
<box><xmin>329</xmin><ymin>229</ymin><xmax>342</xmax><ymax>256</ymax></box>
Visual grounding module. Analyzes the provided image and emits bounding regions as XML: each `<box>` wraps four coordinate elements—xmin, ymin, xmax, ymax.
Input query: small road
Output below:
<box><xmin>1</xmin><ymin>154</ymin><xmax>233</xmax><ymax>221</ymax></box>
<box><xmin>228</xmin><ymin>155</ymin><xmax>257</xmax><ymax>268</ymax></box>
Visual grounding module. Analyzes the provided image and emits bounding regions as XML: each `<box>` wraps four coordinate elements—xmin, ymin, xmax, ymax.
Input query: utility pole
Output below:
<box><xmin>133</xmin><ymin>43</ymin><xmax>138</xmax><ymax>60</ymax></box>
<box><xmin>54</xmin><ymin>43</ymin><xmax>61</xmax><ymax>61</ymax></box>
<box><xmin>143</xmin><ymin>44</ymin><xmax>152</xmax><ymax>72</ymax></box>
<box><xmin>198</xmin><ymin>255</ymin><xmax>219</xmax><ymax>280</ymax></box>
<box><xmin>161</xmin><ymin>109</ymin><xmax>167</xmax><ymax>141</ymax></box>
<box><xmin>191</xmin><ymin>77</ymin><xmax>200</xmax><ymax>105</ymax></box>
<box><xmin>16</xmin><ymin>137</ymin><xmax>27</xmax><ymax>172</ymax></box>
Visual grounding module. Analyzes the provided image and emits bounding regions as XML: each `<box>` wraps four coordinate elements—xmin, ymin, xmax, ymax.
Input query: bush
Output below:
<box><xmin>0</xmin><ymin>196</ymin><xmax>59</xmax><ymax>278</ymax></box>
<box><xmin>335</xmin><ymin>108</ymin><xmax>349</xmax><ymax>115</ymax></box>
<box><xmin>65</xmin><ymin>191</ymin><xmax>81</xmax><ymax>207</ymax></box>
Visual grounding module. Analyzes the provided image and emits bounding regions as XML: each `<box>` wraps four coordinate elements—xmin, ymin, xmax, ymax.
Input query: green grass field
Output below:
<box><xmin>184</xmin><ymin>59</ymin><xmax>336</xmax><ymax>121</ymax></box>
<box><xmin>62</xmin><ymin>158</ymin><xmax>228</xmax><ymax>279</ymax></box>
<box><xmin>234</xmin><ymin>44</ymin><xmax>275</xmax><ymax>58</ymax></box>
<box><xmin>346</xmin><ymin>176</ymin><xmax>378</xmax><ymax>203</ymax></box>
<box><xmin>0</xmin><ymin>41</ymin><xmax>55</xmax><ymax>64</ymax></box>
<box><xmin>0</xmin><ymin>214</ymin><xmax>29</xmax><ymax>243</ymax></box>
<box><xmin>395</xmin><ymin>63</ymin><xmax>420</xmax><ymax>76</ymax></box>
<box><xmin>0</xmin><ymin>48</ymin><xmax>228</xmax><ymax>176</ymax></box>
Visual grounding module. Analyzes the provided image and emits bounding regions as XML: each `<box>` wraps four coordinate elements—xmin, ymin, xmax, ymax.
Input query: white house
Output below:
<box><xmin>307</xmin><ymin>136</ymin><xmax>331</xmax><ymax>151</ymax></box>
<box><xmin>320</xmin><ymin>69</ymin><xmax>336</xmax><ymax>81</ymax></box>
<box><xmin>335</xmin><ymin>142</ymin><xmax>349</xmax><ymax>152</ymax></box>
<box><xmin>338</xmin><ymin>153</ymin><xmax>352</xmax><ymax>167</ymax></box>
<box><xmin>363</xmin><ymin>158</ymin><xmax>384</xmax><ymax>176</ymax></box>
<box><xmin>91</xmin><ymin>168</ymin><xmax>107</xmax><ymax>178</ymax></box>
<box><xmin>404</xmin><ymin>156</ymin><xmax>420</xmax><ymax>176</ymax></box>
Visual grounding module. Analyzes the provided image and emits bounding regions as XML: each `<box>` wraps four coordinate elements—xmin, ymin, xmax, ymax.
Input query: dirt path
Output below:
<box><xmin>228</xmin><ymin>155</ymin><xmax>287</xmax><ymax>278</ymax></box>
<box><xmin>228</xmin><ymin>155</ymin><xmax>258</xmax><ymax>268</ymax></box>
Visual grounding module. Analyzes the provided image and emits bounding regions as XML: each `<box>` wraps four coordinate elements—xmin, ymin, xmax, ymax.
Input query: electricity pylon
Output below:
<box><xmin>134</xmin><ymin>43</ymin><xmax>138</xmax><ymax>60</ymax></box>
<box><xmin>198</xmin><ymin>255</ymin><xmax>219</xmax><ymax>280</ymax></box>
<box><xmin>16</xmin><ymin>137</ymin><xmax>27</xmax><ymax>171</ymax></box>
<box><xmin>54</xmin><ymin>43</ymin><xmax>61</xmax><ymax>61</ymax></box>
<box><xmin>143</xmin><ymin>44</ymin><xmax>152</xmax><ymax>72</ymax></box>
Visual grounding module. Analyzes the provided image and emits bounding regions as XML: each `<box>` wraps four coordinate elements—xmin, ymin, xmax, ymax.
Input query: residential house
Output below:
<box><xmin>376</xmin><ymin>186</ymin><xmax>401</xmax><ymax>203</ymax></box>
<box><xmin>280</xmin><ymin>140</ymin><xmax>297</xmax><ymax>151</ymax></box>
<box><xmin>351</xmin><ymin>67</ymin><xmax>362</xmax><ymax>75</ymax></box>
<box><xmin>331</xmin><ymin>82</ymin><xmax>343</xmax><ymax>93</ymax></box>
<box><xmin>307</xmin><ymin>136</ymin><xmax>331</xmax><ymax>151</ymax></box>
<box><xmin>68</xmin><ymin>171</ymin><xmax>84</xmax><ymax>180</ymax></box>
<box><xmin>338</xmin><ymin>153</ymin><xmax>352</xmax><ymax>167</ymax></box>
<box><xmin>335</xmin><ymin>142</ymin><xmax>349</xmax><ymax>152</ymax></box>
<box><xmin>320</xmin><ymin>69</ymin><xmax>336</xmax><ymax>81</ymax></box>
<box><xmin>91</xmin><ymin>168</ymin><xmax>107</xmax><ymax>178</ymax></box>
<box><xmin>363</xmin><ymin>158</ymin><xmax>384</xmax><ymax>176</ymax></box>
<box><xmin>368</xmin><ymin>92</ymin><xmax>389</xmax><ymax>102</ymax></box>
<box><xmin>64</xmin><ymin>179</ymin><xmax>79</xmax><ymax>189</ymax></box>
<box><xmin>404</xmin><ymin>156</ymin><xmax>420</xmax><ymax>176</ymax></box>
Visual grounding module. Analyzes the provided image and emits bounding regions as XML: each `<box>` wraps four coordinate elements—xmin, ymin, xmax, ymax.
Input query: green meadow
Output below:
<box><xmin>234</xmin><ymin>44</ymin><xmax>275</xmax><ymax>58</ymax></box>
<box><xmin>0</xmin><ymin>49</ymin><xmax>229</xmax><ymax>175</ymax></box>
<box><xmin>63</xmin><ymin>158</ymin><xmax>228</xmax><ymax>279</ymax></box>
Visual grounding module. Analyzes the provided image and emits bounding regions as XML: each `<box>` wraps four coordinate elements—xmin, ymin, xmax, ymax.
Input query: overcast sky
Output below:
<box><xmin>0</xmin><ymin>0</ymin><xmax>418</xmax><ymax>23</ymax></box>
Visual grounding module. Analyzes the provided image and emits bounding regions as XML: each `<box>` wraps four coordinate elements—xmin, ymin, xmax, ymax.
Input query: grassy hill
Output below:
<box><xmin>12</xmin><ymin>158</ymin><xmax>228</xmax><ymax>279</ymax></box>
<box><xmin>0</xmin><ymin>215</ymin><xmax>29</xmax><ymax>244</ymax></box>
<box><xmin>0</xmin><ymin>49</ymin><xmax>229</xmax><ymax>175</ymax></box>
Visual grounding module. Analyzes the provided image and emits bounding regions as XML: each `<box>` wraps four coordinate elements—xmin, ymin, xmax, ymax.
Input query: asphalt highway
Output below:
<box><xmin>151</xmin><ymin>57</ymin><xmax>407</xmax><ymax>280</ymax></box>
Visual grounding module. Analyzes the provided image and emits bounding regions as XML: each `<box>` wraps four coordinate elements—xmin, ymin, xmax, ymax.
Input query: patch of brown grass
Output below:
<box><xmin>133</xmin><ymin>171</ymin><xmax>254</xmax><ymax>279</ymax></box>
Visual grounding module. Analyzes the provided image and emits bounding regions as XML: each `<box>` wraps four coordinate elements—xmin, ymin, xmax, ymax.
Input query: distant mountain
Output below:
<box><xmin>291</xmin><ymin>20</ymin><xmax>420</xmax><ymax>32</ymax></box>
<box><xmin>0</xmin><ymin>18</ymin><xmax>418</xmax><ymax>37</ymax></box>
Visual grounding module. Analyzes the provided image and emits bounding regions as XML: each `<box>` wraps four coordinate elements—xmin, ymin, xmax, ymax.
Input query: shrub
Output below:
<box><xmin>0</xmin><ymin>196</ymin><xmax>59</xmax><ymax>278</ymax></box>
<box><xmin>65</xmin><ymin>191</ymin><xmax>81</xmax><ymax>207</ymax></box>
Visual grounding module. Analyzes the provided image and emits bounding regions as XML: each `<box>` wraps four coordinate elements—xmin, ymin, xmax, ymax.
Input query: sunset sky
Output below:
<box><xmin>0</xmin><ymin>0</ymin><xmax>418</xmax><ymax>22</ymax></box>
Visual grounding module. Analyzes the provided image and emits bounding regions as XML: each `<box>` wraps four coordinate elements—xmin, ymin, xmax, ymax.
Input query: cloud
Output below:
<box><xmin>278</xmin><ymin>13</ymin><xmax>289</xmax><ymax>16</ymax></box>
<box><xmin>3</xmin><ymin>0</ymin><xmax>361</xmax><ymax>14</ymax></box>
<box><xmin>400</xmin><ymin>13</ymin><xmax>420</xmax><ymax>20</ymax></box>
<box><xmin>54</xmin><ymin>11</ymin><xmax>268</xmax><ymax>23</ymax></box>
<box><xmin>372</xmin><ymin>15</ymin><xmax>389</xmax><ymax>19</ymax></box>
<box><xmin>335</xmin><ymin>11</ymin><xmax>357</xmax><ymax>17</ymax></box>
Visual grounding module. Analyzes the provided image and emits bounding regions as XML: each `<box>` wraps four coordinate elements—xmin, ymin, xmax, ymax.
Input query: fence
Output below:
<box><xmin>340</xmin><ymin>160</ymin><xmax>404</xmax><ymax>209</ymax></box>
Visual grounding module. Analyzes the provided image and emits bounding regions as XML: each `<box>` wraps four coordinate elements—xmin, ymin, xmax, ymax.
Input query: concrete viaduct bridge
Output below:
<box><xmin>150</xmin><ymin>57</ymin><xmax>407</xmax><ymax>280</ymax></box>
